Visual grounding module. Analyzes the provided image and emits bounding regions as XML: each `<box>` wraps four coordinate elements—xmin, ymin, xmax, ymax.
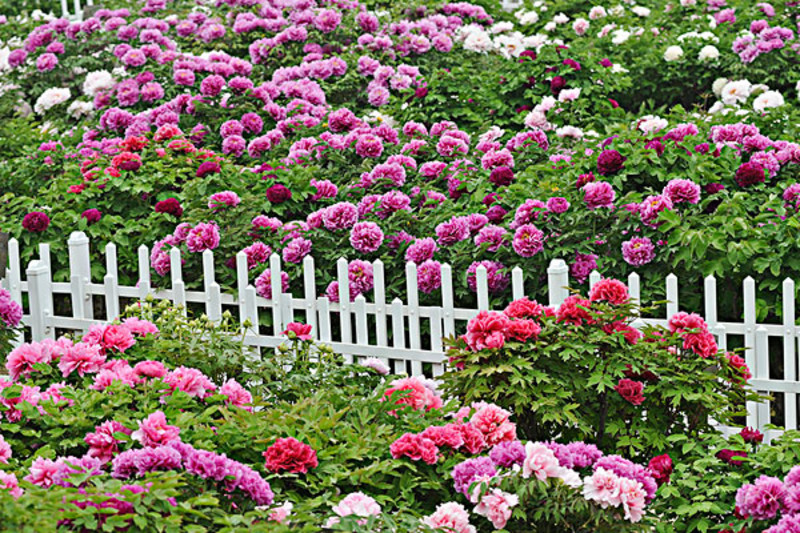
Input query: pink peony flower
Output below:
<box><xmin>470</xmin><ymin>404</ymin><xmax>516</xmax><ymax>447</ymax></box>
<box><xmin>122</xmin><ymin>317</ymin><xmax>159</xmax><ymax>337</ymax></box>
<box><xmin>583</xmin><ymin>467</ymin><xmax>622</xmax><ymax>507</ymax></box>
<box><xmin>220</xmin><ymin>379</ymin><xmax>253</xmax><ymax>411</ymax></box>
<box><xmin>423</xmin><ymin>502</ymin><xmax>476</xmax><ymax>533</ymax></box>
<box><xmin>474</xmin><ymin>489</ymin><xmax>519</xmax><ymax>529</ymax></box>
<box><xmin>588</xmin><ymin>278</ymin><xmax>629</xmax><ymax>305</ymax></box>
<box><xmin>282</xmin><ymin>322</ymin><xmax>313</xmax><ymax>341</ymax></box>
<box><xmin>390</xmin><ymin>433</ymin><xmax>439</xmax><ymax>464</ymax></box>
<box><xmin>24</xmin><ymin>457</ymin><xmax>60</xmax><ymax>487</ymax></box>
<box><xmin>384</xmin><ymin>376</ymin><xmax>443</xmax><ymax>412</ymax></box>
<box><xmin>82</xmin><ymin>324</ymin><xmax>136</xmax><ymax>353</ymax></box>
<box><xmin>133</xmin><ymin>360</ymin><xmax>168</xmax><ymax>379</ymax></box>
<box><xmin>464</xmin><ymin>311</ymin><xmax>510</xmax><ymax>351</ymax></box>
<box><xmin>163</xmin><ymin>366</ymin><xmax>216</xmax><ymax>398</ymax></box>
<box><xmin>522</xmin><ymin>442</ymin><xmax>563</xmax><ymax>481</ymax></box>
<box><xmin>58</xmin><ymin>342</ymin><xmax>106</xmax><ymax>377</ymax></box>
<box><xmin>131</xmin><ymin>411</ymin><xmax>181</xmax><ymax>447</ymax></box>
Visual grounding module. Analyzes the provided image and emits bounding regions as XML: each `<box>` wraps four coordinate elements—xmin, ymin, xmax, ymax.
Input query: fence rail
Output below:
<box><xmin>3</xmin><ymin>231</ymin><xmax>800</xmax><ymax>440</ymax></box>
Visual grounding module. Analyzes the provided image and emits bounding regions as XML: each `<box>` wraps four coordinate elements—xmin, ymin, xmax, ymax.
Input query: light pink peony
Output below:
<box><xmin>423</xmin><ymin>502</ymin><xmax>476</xmax><ymax>533</ymax></box>
<box><xmin>474</xmin><ymin>489</ymin><xmax>519</xmax><ymax>529</ymax></box>
<box><xmin>384</xmin><ymin>376</ymin><xmax>443</xmax><ymax>412</ymax></box>
<box><xmin>82</xmin><ymin>324</ymin><xmax>136</xmax><ymax>353</ymax></box>
<box><xmin>583</xmin><ymin>467</ymin><xmax>622</xmax><ymax>508</ymax></box>
<box><xmin>522</xmin><ymin>442</ymin><xmax>562</xmax><ymax>481</ymax></box>
<box><xmin>24</xmin><ymin>457</ymin><xmax>60</xmax><ymax>487</ymax></box>
<box><xmin>122</xmin><ymin>317</ymin><xmax>159</xmax><ymax>337</ymax></box>
<box><xmin>220</xmin><ymin>379</ymin><xmax>253</xmax><ymax>411</ymax></box>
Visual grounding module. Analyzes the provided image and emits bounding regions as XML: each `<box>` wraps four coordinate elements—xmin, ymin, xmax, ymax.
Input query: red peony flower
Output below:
<box><xmin>263</xmin><ymin>437</ymin><xmax>318</xmax><ymax>474</ymax></box>
<box><xmin>266</xmin><ymin>184</ymin><xmax>292</xmax><ymax>204</ymax></box>
<box><xmin>111</xmin><ymin>151</ymin><xmax>142</xmax><ymax>172</ymax></box>
<box><xmin>588</xmin><ymin>278</ymin><xmax>630</xmax><ymax>305</ymax></box>
<box><xmin>390</xmin><ymin>433</ymin><xmax>438</xmax><ymax>464</ymax></box>
<box><xmin>504</xmin><ymin>297</ymin><xmax>543</xmax><ymax>319</ymax></box>
<box><xmin>647</xmin><ymin>454</ymin><xmax>672</xmax><ymax>486</ymax></box>
<box><xmin>739</xmin><ymin>426</ymin><xmax>764</xmax><ymax>444</ymax></box>
<box><xmin>155</xmin><ymin>198</ymin><xmax>183</xmax><ymax>217</ymax></box>
<box><xmin>556</xmin><ymin>295</ymin><xmax>592</xmax><ymax>326</ymax></box>
<box><xmin>507</xmin><ymin>319</ymin><xmax>540</xmax><ymax>342</ymax></box>
<box><xmin>614</xmin><ymin>378</ymin><xmax>645</xmax><ymax>405</ymax></box>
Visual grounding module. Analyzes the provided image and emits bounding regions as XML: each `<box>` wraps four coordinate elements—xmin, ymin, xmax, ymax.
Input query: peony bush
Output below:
<box><xmin>441</xmin><ymin>278</ymin><xmax>759</xmax><ymax>461</ymax></box>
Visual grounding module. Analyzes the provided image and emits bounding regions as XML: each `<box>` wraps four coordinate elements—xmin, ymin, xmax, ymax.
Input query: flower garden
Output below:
<box><xmin>1</xmin><ymin>0</ymin><xmax>800</xmax><ymax>529</ymax></box>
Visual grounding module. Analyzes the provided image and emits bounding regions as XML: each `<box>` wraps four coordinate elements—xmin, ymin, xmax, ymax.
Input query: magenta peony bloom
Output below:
<box><xmin>131</xmin><ymin>411</ymin><xmax>180</xmax><ymax>447</ymax></box>
<box><xmin>22</xmin><ymin>211</ymin><xmax>50</xmax><ymax>232</ymax></box>
<box><xmin>186</xmin><ymin>222</ymin><xmax>220</xmax><ymax>252</ymax></box>
<box><xmin>583</xmin><ymin>182</ymin><xmax>615</xmax><ymax>210</ymax></box>
<box><xmin>349</xmin><ymin>222</ymin><xmax>384</xmax><ymax>253</ymax></box>
<box><xmin>622</xmin><ymin>238</ymin><xmax>656</xmax><ymax>266</ymax></box>
<box><xmin>512</xmin><ymin>224</ymin><xmax>544</xmax><ymax>257</ymax></box>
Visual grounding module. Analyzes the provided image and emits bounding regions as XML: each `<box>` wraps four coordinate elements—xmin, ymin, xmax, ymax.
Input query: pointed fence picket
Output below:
<box><xmin>3</xmin><ymin>231</ymin><xmax>800</xmax><ymax>439</ymax></box>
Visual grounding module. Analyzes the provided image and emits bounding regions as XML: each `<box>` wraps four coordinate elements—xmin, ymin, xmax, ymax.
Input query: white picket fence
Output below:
<box><xmin>2</xmin><ymin>231</ymin><xmax>800</xmax><ymax>439</ymax></box>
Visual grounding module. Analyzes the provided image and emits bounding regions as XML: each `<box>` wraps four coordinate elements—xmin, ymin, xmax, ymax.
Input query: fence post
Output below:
<box><xmin>104</xmin><ymin>243</ymin><xmax>120</xmax><ymax>321</ymax></box>
<box><xmin>547</xmin><ymin>259</ymin><xmax>569</xmax><ymax>308</ymax></box>
<box><xmin>4</xmin><ymin>238</ymin><xmax>24</xmax><ymax>346</ymax></box>
<box><xmin>26</xmin><ymin>260</ymin><xmax>52</xmax><ymax>341</ymax></box>
<box><xmin>68</xmin><ymin>231</ymin><xmax>93</xmax><ymax>324</ymax></box>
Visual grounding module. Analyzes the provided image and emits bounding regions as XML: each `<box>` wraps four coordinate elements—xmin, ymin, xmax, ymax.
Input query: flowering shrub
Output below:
<box><xmin>442</xmin><ymin>279</ymin><xmax>759</xmax><ymax>460</ymax></box>
<box><xmin>0</xmin><ymin>289</ymin><xmax>22</xmax><ymax>356</ymax></box>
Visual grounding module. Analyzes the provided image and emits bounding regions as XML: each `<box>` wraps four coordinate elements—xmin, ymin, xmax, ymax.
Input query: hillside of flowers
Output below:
<box><xmin>2</xmin><ymin>0</ymin><xmax>800</xmax><ymax>529</ymax></box>
<box><xmin>0</xmin><ymin>0</ymin><xmax>798</xmax><ymax>320</ymax></box>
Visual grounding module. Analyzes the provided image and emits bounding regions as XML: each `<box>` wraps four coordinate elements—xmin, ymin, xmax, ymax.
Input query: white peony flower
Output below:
<box><xmin>589</xmin><ymin>6</ymin><xmax>607</xmax><ymax>19</ymax></box>
<box><xmin>712</xmin><ymin>77</ymin><xmax>729</xmax><ymax>96</ymax></box>
<box><xmin>559</xmin><ymin>88</ymin><xmax>581</xmax><ymax>102</ymax></box>
<box><xmin>34</xmin><ymin>87</ymin><xmax>71</xmax><ymax>114</ymax></box>
<box><xmin>494</xmin><ymin>34</ymin><xmax>525</xmax><ymax>58</ymax></box>
<box><xmin>573</xmin><ymin>18</ymin><xmax>590</xmax><ymax>35</ymax></box>
<box><xmin>637</xmin><ymin>115</ymin><xmax>668</xmax><ymax>134</ymax></box>
<box><xmin>720</xmin><ymin>80</ymin><xmax>752</xmax><ymax>105</ymax></box>
<box><xmin>82</xmin><ymin>71</ymin><xmax>115</xmax><ymax>97</ymax></box>
<box><xmin>556</xmin><ymin>126</ymin><xmax>584</xmax><ymax>139</ymax></box>
<box><xmin>680</xmin><ymin>0</ymin><xmax>697</xmax><ymax>5</ymax></box>
<box><xmin>463</xmin><ymin>30</ymin><xmax>493</xmax><ymax>52</ymax></box>
<box><xmin>631</xmin><ymin>6</ymin><xmax>651</xmax><ymax>16</ymax></box>
<box><xmin>553</xmin><ymin>12</ymin><xmax>569</xmax><ymax>24</ymax></box>
<box><xmin>753</xmin><ymin>90</ymin><xmax>785</xmax><ymax>112</ymax></box>
<box><xmin>664</xmin><ymin>45</ymin><xmax>684</xmax><ymax>61</ymax></box>
<box><xmin>611</xmin><ymin>29</ymin><xmax>631</xmax><ymax>44</ymax></box>
<box><xmin>698</xmin><ymin>45</ymin><xmax>719</xmax><ymax>61</ymax></box>
<box><xmin>517</xmin><ymin>10</ymin><xmax>539</xmax><ymax>25</ymax></box>
<box><xmin>544</xmin><ymin>21</ymin><xmax>557</xmax><ymax>32</ymax></box>
<box><xmin>490</xmin><ymin>21</ymin><xmax>514</xmax><ymax>34</ymax></box>
<box><xmin>67</xmin><ymin>100</ymin><xmax>94</xmax><ymax>119</ymax></box>
<box><xmin>609</xmin><ymin>5</ymin><xmax>626</xmax><ymax>16</ymax></box>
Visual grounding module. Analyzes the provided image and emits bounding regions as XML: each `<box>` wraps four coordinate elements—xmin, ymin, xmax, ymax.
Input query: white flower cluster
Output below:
<box><xmin>34</xmin><ymin>88</ymin><xmax>71</xmax><ymax>115</ymax></box>
<box><xmin>82</xmin><ymin>70</ymin><xmax>115</xmax><ymax>97</ymax></box>
<box><xmin>708</xmin><ymin>78</ymin><xmax>785</xmax><ymax>114</ymax></box>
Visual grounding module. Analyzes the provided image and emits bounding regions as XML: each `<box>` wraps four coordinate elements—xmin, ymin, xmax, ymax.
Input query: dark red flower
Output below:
<box><xmin>734</xmin><ymin>162</ymin><xmax>766</xmax><ymax>187</ymax></box>
<box><xmin>739</xmin><ymin>426</ymin><xmax>764</xmax><ymax>444</ymax></box>
<box><xmin>489</xmin><ymin>166</ymin><xmax>514</xmax><ymax>186</ymax></box>
<box><xmin>550</xmin><ymin>76</ymin><xmax>566</xmax><ymax>95</ymax></box>
<box><xmin>647</xmin><ymin>454</ymin><xmax>672</xmax><ymax>485</ymax></box>
<box><xmin>716</xmin><ymin>448</ymin><xmax>748</xmax><ymax>466</ymax></box>
<box><xmin>155</xmin><ymin>198</ymin><xmax>183</xmax><ymax>217</ymax></box>
<box><xmin>266</xmin><ymin>184</ymin><xmax>292</xmax><ymax>204</ymax></box>
<box><xmin>597</xmin><ymin>149</ymin><xmax>626</xmax><ymax>176</ymax></box>
<box><xmin>196</xmin><ymin>160</ymin><xmax>221</xmax><ymax>178</ymax></box>
<box><xmin>614</xmin><ymin>378</ymin><xmax>645</xmax><ymax>405</ymax></box>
